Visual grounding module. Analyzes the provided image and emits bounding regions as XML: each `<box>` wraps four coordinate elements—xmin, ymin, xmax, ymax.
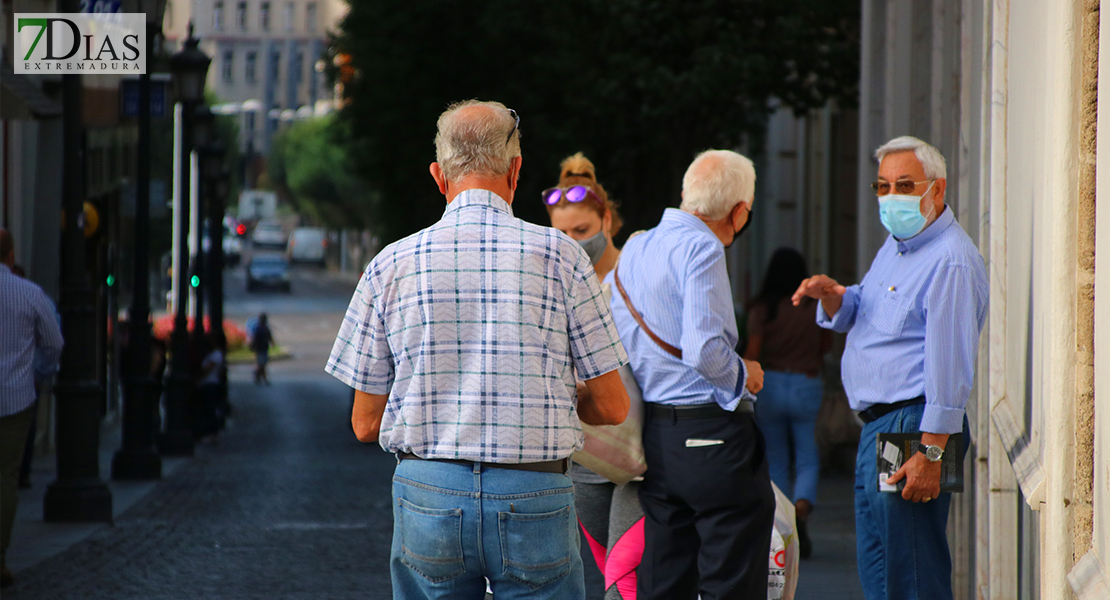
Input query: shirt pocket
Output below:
<box><xmin>868</xmin><ymin>290</ymin><xmax>910</xmax><ymax>337</ymax></box>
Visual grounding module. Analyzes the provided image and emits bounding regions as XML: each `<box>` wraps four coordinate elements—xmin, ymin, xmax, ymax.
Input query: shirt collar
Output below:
<box><xmin>443</xmin><ymin>189</ymin><xmax>513</xmax><ymax>217</ymax></box>
<box><xmin>661</xmin><ymin>208</ymin><xmax>721</xmax><ymax>245</ymax></box>
<box><xmin>895</xmin><ymin>205</ymin><xmax>954</xmax><ymax>253</ymax></box>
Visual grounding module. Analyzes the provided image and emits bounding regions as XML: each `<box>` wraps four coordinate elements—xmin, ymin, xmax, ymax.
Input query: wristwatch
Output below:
<box><xmin>918</xmin><ymin>444</ymin><xmax>944</xmax><ymax>463</ymax></box>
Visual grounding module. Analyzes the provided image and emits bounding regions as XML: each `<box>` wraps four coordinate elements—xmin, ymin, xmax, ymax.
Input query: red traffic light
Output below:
<box><xmin>236</xmin><ymin>224</ymin><xmax>246</xmax><ymax>236</ymax></box>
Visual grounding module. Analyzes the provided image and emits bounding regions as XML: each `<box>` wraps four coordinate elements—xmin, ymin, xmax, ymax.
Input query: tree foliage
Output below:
<box><xmin>268</xmin><ymin>117</ymin><xmax>375</xmax><ymax>229</ymax></box>
<box><xmin>331</xmin><ymin>0</ymin><xmax>859</xmax><ymax>243</ymax></box>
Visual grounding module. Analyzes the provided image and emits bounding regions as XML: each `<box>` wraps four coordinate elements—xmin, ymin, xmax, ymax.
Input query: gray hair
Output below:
<box><xmin>680</xmin><ymin>150</ymin><xmax>757</xmax><ymax>221</ymax></box>
<box><xmin>873</xmin><ymin>136</ymin><xmax>947</xmax><ymax>180</ymax></box>
<box><xmin>434</xmin><ymin>100</ymin><xmax>521</xmax><ymax>183</ymax></box>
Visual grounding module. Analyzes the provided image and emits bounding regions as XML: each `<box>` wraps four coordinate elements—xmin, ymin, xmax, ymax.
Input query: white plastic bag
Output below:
<box><xmin>768</xmin><ymin>481</ymin><xmax>799</xmax><ymax>600</ymax></box>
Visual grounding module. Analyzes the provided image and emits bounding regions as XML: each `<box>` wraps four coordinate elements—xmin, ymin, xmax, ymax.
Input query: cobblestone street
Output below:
<box><xmin>10</xmin><ymin>375</ymin><xmax>397</xmax><ymax>599</ymax></box>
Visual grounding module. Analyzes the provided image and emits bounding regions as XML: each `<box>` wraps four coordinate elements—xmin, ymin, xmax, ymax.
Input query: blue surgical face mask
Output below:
<box><xmin>878</xmin><ymin>181</ymin><xmax>936</xmax><ymax>239</ymax></box>
<box><xmin>577</xmin><ymin>229</ymin><xmax>608</xmax><ymax>265</ymax></box>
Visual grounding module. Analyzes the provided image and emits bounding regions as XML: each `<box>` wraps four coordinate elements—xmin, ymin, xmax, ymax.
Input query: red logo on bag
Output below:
<box><xmin>773</xmin><ymin>550</ymin><xmax>786</xmax><ymax>568</ymax></box>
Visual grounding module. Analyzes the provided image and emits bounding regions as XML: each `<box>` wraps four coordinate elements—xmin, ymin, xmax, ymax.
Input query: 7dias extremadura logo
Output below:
<box><xmin>15</xmin><ymin>13</ymin><xmax>145</xmax><ymax>74</ymax></box>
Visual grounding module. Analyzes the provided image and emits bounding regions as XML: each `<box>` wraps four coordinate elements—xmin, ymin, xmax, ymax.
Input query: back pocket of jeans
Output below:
<box><xmin>499</xmin><ymin>505</ymin><xmax>574</xmax><ymax>589</ymax></box>
<box><xmin>397</xmin><ymin>497</ymin><xmax>465</xmax><ymax>583</ymax></box>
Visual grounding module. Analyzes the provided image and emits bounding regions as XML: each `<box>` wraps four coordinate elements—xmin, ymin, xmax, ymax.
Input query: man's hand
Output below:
<box><xmin>791</xmin><ymin>274</ymin><xmax>848</xmax><ymax>318</ymax></box>
<box><xmin>742</xmin><ymin>359</ymin><xmax>764</xmax><ymax>394</ymax></box>
<box><xmin>886</xmin><ymin>432</ymin><xmax>949</xmax><ymax>503</ymax></box>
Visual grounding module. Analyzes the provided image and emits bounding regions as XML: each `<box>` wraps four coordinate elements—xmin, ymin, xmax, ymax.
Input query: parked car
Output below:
<box><xmin>246</xmin><ymin>255</ymin><xmax>291</xmax><ymax>293</ymax></box>
<box><xmin>251</xmin><ymin>221</ymin><xmax>287</xmax><ymax>248</ymax></box>
<box><xmin>287</xmin><ymin>227</ymin><xmax>327</xmax><ymax>266</ymax></box>
<box><xmin>223</xmin><ymin>224</ymin><xmax>242</xmax><ymax>266</ymax></box>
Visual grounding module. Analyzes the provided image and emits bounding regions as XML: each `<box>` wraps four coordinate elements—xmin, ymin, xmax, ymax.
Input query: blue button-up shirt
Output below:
<box><xmin>603</xmin><ymin>208</ymin><xmax>751</xmax><ymax>410</ymax></box>
<box><xmin>818</xmin><ymin>206</ymin><xmax>988</xmax><ymax>434</ymax></box>
<box><xmin>0</xmin><ymin>264</ymin><xmax>64</xmax><ymax>417</ymax></box>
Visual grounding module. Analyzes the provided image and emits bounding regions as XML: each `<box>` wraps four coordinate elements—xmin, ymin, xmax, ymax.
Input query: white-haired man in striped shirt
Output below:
<box><xmin>0</xmin><ymin>228</ymin><xmax>64</xmax><ymax>589</ymax></box>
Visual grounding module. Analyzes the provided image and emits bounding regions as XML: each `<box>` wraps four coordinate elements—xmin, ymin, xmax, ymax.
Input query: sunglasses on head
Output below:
<box><xmin>542</xmin><ymin>185</ymin><xmax>602</xmax><ymax>206</ymax></box>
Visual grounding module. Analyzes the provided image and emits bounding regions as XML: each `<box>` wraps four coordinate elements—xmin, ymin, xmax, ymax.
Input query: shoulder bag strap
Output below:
<box><xmin>613</xmin><ymin>262</ymin><xmax>683</xmax><ymax>359</ymax></box>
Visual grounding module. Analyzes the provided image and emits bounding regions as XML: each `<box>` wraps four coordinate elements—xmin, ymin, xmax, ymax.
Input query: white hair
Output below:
<box><xmin>680</xmin><ymin>150</ymin><xmax>756</xmax><ymax>221</ymax></box>
<box><xmin>434</xmin><ymin>100</ymin><xmax>521</xmax><ymax>183</ymax></box>
<box><xmin>873</xmin><ymin>136</ymin><xmax>947</xmax><ymax>180</ymax></box>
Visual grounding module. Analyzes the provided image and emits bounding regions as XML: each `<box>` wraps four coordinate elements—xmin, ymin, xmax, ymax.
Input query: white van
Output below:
<box><xmin>287</xmin><ymin>227</ymin><xmax>327</xmax><ymax>266</ymax></box>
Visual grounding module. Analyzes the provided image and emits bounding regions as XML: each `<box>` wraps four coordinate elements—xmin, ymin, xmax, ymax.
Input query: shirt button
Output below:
<box><xmin>898</xmin><ymin>252</ymin><xmax>903</xmax><ymax>256</ymax></box>
<box><xmin>889</xmin><ymin>286</ymin><xmax>896</xmax><ymax>292</ymax></box>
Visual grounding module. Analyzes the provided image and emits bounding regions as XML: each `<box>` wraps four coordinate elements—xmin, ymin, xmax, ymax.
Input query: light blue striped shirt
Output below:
<box><xmin>0</xmin><ymin>264</ymin><xmax>64</xmax><ymax>416</ymax></box>
<box><xmin>603</xmin><ymin>208</ymin><xmax>751</xmax><ymax>410</ymax></box>
<box><xmin>817</xmin><ymin>206</ymin><xmax>988</xmax><ymax>434</ymax></box>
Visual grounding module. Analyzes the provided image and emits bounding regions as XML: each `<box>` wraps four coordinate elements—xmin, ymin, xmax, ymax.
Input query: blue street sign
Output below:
<box><xmin>121</xmin><ymin>79</ymin><xmax>169</xmax><ymax>118</ymax></box>
<box><xmin>81</xmin><ymin>0</ymin><xmax>121</xmax><ymax>13</ymax></box>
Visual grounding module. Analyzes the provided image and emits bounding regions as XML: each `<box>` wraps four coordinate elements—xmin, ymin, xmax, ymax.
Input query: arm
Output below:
<box><xmin>577</xmin><ymin>369</ymin><xmax>630</xmax><ymax>426</ymax></box>
<box><xmin>887</xmin><ymin>264</ymin><xmax>986</xmax><ymax>502</ymax></box>
<box><xmin>33</xmin><ymin>292</ymin><xmax>64</xmax><ymax>370</ymax></box>
<box><xmin>679</xmin><ymin>248</ymin><xmax>753</xmax><ymax>398</ymax></box>
<box><xmin>352</xmin><ymin>390</ymin><xmax>389</xmax><ymax>442</ymax></box>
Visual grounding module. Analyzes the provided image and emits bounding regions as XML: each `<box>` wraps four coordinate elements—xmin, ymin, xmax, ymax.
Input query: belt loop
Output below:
<box><xmin>473</xmin><ymin>461</ymin><xmax>481</xmax><ymax>475</ymax></box>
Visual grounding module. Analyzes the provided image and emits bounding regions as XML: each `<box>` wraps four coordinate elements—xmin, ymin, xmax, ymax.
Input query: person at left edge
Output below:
<box><xmin>325</xmin><ymin>100</ymin><xmax>631</xmax><ymax>600</ymax></box>
<box><xmin>0</xmin><ymin>228</ymin><xmax>64</xmax><ymax>590</ymax></box>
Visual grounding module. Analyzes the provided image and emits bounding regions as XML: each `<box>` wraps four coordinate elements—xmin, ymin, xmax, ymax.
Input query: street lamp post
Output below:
<box><xmin>112</xmin><ymin>0</ymin><xmax>167</xmax><ymax>481</ymax></box>
<box><xmin>190</xmin><ymin>104</ymin><xmax>214</xmax><ymax>354</ymax></box>
<box><xmin>160</xmin><ymin>26</ymin><xmax>210</xmax><ymax>456</ymax></box>
<box><xmin>43</xmin><ymin>0</ymin><xmax>113</xmax><ymax>522</ymax></box>
<box><xmin>203</xmin><ymin>152</ymin><xmax>229</xmax><ymax>415</ymax></box>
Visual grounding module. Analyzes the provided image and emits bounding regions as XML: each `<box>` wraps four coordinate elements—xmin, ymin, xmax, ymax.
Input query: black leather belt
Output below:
<box><xmin>857</xmin><ymin>396</ymin><xmax>925</xmax><ymax>424</ymax></box>
<box><xmin>646</xmin><ymin>400</ymin><xmax>754</xmax><ymax>420</ymax></box>
<box><xmin>397</xmin><ymin>452</ymin><xmax>568</xmax><ymax>474</ymax></box>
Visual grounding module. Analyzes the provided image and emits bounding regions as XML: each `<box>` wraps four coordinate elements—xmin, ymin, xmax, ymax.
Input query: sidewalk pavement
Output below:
<box><xmin>6</xmin><ymin>418</ymin><xmax>190</xmax><ymax>574</ymax></box>
<box><xmin>9</xmin><ymin>415</ymin><xmax>867</xmax><ymax>599</ymax></box>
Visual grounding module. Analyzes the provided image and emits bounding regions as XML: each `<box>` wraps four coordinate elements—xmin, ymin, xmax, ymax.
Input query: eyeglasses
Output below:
<box><xmin>542</xmin><ymin>185</ymin><xmax>601</xmax><ymax>206</ymax></box>
<box><xmin>506</xmin><ymin>108</ymin><xmax>519</xmax><ymax>145</ymax></box>
<box><xmin>871</xmin><ymin>179</ymin><xmax>932</xmax><ymax>196</ymax></box>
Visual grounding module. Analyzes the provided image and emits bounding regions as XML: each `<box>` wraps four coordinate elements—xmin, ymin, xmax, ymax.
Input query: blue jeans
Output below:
<box><xmin>854</xmin><ymin>402</ymin><xmax>970</xmax><ymax>600</ymax></box>
<box><xmin>391</xmin><ymin>458</ymin><xmax>585</xmax><ymax>600</ymax></box>
<box><xmin>755</xmin><ymin>370</ymin><xmax>823</xmax><ymax>504</ymax></box>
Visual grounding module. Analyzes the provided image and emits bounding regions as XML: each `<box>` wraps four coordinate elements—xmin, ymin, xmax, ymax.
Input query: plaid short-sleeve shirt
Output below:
<box><xmin>326</xmin><ymin>189</ymin><xmax>628</xmax><ymax>462</ymax></box>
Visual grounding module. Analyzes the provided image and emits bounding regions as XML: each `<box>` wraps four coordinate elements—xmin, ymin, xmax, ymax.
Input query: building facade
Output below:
<box><xmin>165</xmin><ymin>0</ymin><xmax>346</xmax><ymax>155</ymax></box>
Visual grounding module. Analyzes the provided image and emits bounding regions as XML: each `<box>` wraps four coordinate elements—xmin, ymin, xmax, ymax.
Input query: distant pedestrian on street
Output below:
<box><xmin>793</xmin><ymin>136</ymin><xmax>987</xmax><ymax>600</ymax></box>
<box><xmin>326</xmin><ymin>100</ymin><xmax>631</xmax><ymax>600</ymax></box>
<box><xmin>250</xmin><ymin>313</ymin><xmax>274</xmax><ymax>385</ymax></box>
<box><xmin>0</xmin><ymin>229</ymin><xmax>64</xmax><ymax>590</ymax></box>
<box><xmin>744</xmin><ymin>247</ymin><xmax>832</xmax><ymax>559</ymax></box>
<box><xmin>606</xmin><ymin>150</ymin><xmax>773</xmax><ymax>600</ymax></box>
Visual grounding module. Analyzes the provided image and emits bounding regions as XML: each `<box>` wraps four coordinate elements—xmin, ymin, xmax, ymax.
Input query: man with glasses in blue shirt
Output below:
<box><xmin>793</xmin><ymin>136</ymin><xmax>988</xmax><ymax>600</ymax></box>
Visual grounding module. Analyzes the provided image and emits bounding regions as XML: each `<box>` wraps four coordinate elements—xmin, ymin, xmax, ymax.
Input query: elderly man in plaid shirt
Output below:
<box><xmin>327</xmin><ymin>100</ymin><xmax>631</xmax><ymax>600</ymax></box>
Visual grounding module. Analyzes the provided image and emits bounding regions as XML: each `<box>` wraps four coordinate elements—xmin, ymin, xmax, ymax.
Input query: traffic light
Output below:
<box><xmin>106</xmin><ymin>274</ymin><xmax>116</xmax><ymax>287</ymax></box>
<box><xmin>236</xmin><ymin>223</ymin><xmax>246</xmax><ymax>236</ymax></box>
<box><xmin>190</xmin><ymin>275</ymin><xmax>200</xmax><ymax>288</ymax></box>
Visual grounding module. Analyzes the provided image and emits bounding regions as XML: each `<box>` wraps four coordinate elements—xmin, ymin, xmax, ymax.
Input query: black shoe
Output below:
<box><xmin>797</xmin><ymin>517</ymin><xmax>813</xmax><ymax>559</ymax></box>
<box><xmin>2</xmin><ymin>565</ymin><xmax>15</xmax><ymax>589</ymax></box>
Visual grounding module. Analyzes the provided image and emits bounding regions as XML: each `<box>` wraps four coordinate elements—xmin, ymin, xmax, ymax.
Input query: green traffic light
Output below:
<box><xmin>190</xmin><ymin>275</ymin><xmax>200</xmax><ymax>288</ymax></box>
<box><xmin>106</xmin><ymin>274</ymin><xmax>115</xmax><ymax>287</ymax></box>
